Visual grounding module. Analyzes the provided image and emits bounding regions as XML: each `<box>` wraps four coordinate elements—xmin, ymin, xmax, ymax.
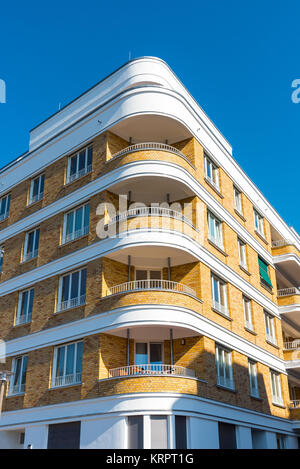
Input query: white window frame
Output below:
<box><xmin>264</xmin><ymin>311</ymin><xmax>277</xmax><ymax>345</ymax></box>
<box><xmin>254</xmin><ymin>209</ymin><xmax>264</xmax><ymax>237</ymax></box>
<box><xmin>66</xmin><ymin>145</ymin><xmax>92</xmax><ymax>184</ymax></box>
<box><xmin>248</xmin><ymin>360</ymin><xmax>259</xmax><ymax>398</ymax></box>
<box><xmin>28</xmin><ymin>174</ymin><xmax>45</xmax><ymax>205</ymax></box>
<box><xmin>270</xmin><ymin>370</ymin><xmax>283</xmax><ymax>406</ymax></box>
<box><xmin>238</xmin><ymin>238</ymin><xmax>247</xmax><ymax>270</ymax></box>
<box><xmin>0</xmin><ymin>194</ymin><xmax>10</xmax><ymax>222</ymax></box>
<box><xmin>9</xmin><ymin>355</ymin><xmax>28</xmax><ymax>395</ymax></box>
<box><xmin>134</xmin><ymin>341</ymin><xmax>164</xmax><ymax>366</ymax></box>
<box><xmin>243</xmin><ymin>296</ymin><xmax>253</xmax><ymax>331</ymax></box>
<box><xmin>233</xmin><ymin>186</ymin><xmax>243</xmax><ymax>215</ymax></box>
<box><xmin>16</xmin><ymin>288</ymin><xmax>34</xmax><ymax>326</ymax></box>
<box><xmin>62</xmin><ymin>203</ymin><xmax>90</xmax><ymax>244</ymax></box>
<box><xmin>211</xmin><ymin>273</ymin><xmax>228</xmax><ymax>316</ymax></box>
<box><xmin>51</xmin><ymin>341</ymin><xmax>83</xmax><ymax>388</ymax></box>
<box><xmin>215</xmin><ymin>344</ymin><xmax>234</xmax><ymax>390</ymax></box>
<box><xmin>208</xmin><ymin>211</ymin><xmax>223</xmax><ymax>249</ymax></box>
<box><xmin>56</xmin><ymin>268</ymin><xmax>87</xmax><ymax>312</ymax></box>
<box><xmin>204</xmin><ymin>154</ymin><xmax>219</xmax><ymax>189</ymax></box>
<box><xmin>23</xmin><ymin>228</ymin><xmax>40</xmax><ymax>262</ymax></box>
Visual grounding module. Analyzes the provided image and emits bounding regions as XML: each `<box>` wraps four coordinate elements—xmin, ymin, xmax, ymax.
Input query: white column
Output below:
<box><xmin>0</xmin><ymin>430</ymin><xmax>23</xmax><ymax>449</ymax></box>
<box><xmin>24</xmin><ymin>424</ymin><xmax>48</xmax><ymax>449</ymax></box>
<box><xmin>168</xmin><ymin>415</ymin><xmax>175</xmax><ymax>449</ymax></box>
<box><xmin>236</xmin><ymin>426</ymin><xmax>252</xmax><ymax>449</ymax></box>
<box><xmin>263</xmin><ymin>431</ymin><xmax>277</xmax><ymax>449</ymax></box>
<box><xmin>189</xmin><ymin>417</ymin><xmax>219</xmax><ymax>449</ymax></box>
<box><xmin>143</xmin><ymin>415</ymin><xmax>151</xmax><ymax>449</ymax></box>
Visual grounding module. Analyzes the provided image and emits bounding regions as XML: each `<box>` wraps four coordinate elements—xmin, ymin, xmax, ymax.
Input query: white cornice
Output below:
<box><xmin>1</xmin><ymin>304</ymin><xmax>286</xmax><ymax>373</ymax></box>
<box><xmin>0</xmin><ymin>160</ymin><xmax>274</xmax><ymax>265</ymax></box>
<box><xmin>0</xmin><ymin>228</ymin><xmax>279</xmax><ymax>316</ymax></box>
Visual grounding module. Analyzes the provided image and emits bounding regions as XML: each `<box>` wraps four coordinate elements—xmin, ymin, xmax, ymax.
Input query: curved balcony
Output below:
<box><xmin>106</xmin><ymin>279</ymin><xmax>196</xmax><ymax>298</ymax></box>
<box><xmin>109</xmin><ymin>142</ymin><xmax>194</xmax><ymax>168</ymax></box>
<box><xmin>108</xmin><ymin>364</ymin><xmax>195</xmax><ymax>378</ymax></box>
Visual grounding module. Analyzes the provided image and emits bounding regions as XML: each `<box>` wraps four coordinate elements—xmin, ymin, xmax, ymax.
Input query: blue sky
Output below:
<box><xmin>0</xmin><ymin>0</ymin><xmax>299</xmax><ymax>232</ymax></box>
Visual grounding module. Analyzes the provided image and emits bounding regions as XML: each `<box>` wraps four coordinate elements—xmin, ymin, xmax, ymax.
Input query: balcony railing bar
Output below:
<box><xmin>284</xmin><ymin>340</ymin><xmax>300</xmax><ymax>350</ymax></box>
<box><xmin>66</xmin><ymin>164</ymin><xmax>92</xmax><ymax>184</ymax></box>
<box><xmin>109</xmin><ymin>142</ymin><xmax>195</xmax><ymax>169</ymax></box>
<box><xmin>106</xmin><ymin>279</ymin><xmax>196</xmax><ymax>297</ymax></box>
<box><xmin>290</xmin><ymin>400</ymin><xmax>300</xmax><ymax>408</ymax></box>
<box><xmin>56</xmin><ymin>294</ymin><xmax>86</xmax><ymax>312</ymax></box>
<box><xmin>108</xmin><ymin>364</ymin><xmax>195</xmax><ymax>378</ymax></box>
<box><xmin>52</xmin><ymin>372</ymin><xmax>82</xmax><ymax>388</ymax></box>
<box><xmin>278</xmin><ymin>287</ymin><xmax>300</xmax><ymax>297</ymax></box>
<box><xmin>62</xmin><ymin>225</ymin><xmax>89</xmax><ymax>244</ymax></box>
<box><xmin>108</xmin><ymin>207</ymin><xmax>196</xmax><ymax>230</ymax></box>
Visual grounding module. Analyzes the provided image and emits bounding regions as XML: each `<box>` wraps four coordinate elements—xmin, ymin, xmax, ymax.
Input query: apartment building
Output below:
<box><xmin>0</xmin><ymin>57</ymin><xmax>299</xmax><ymax>449</ymax></box>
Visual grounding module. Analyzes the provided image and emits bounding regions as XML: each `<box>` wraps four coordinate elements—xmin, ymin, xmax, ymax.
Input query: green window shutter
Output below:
<box><xmin>258</xmin><ymin>257</ymin><xmax>272</xmax><ymax>287</ymax></box>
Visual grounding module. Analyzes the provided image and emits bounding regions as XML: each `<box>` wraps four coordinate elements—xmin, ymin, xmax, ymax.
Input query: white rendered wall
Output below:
<box><xmin>189</xmin><ymin>417</ymin><xmax>219</xmax><ymax>449</ymax></box>
<box><xmin>0</xmin><ymin>430</ymin><xmax>23</xmax><ymax>449</ymax></box>
<box><xmin>80</xmin><ymin>417</ymin><xmax>126</xmax><ymax>449</ymax></box>
<box><xmin>24</xmin><ymin>424</ymin><xmax>48</xmax><ymax>449</ymax></box>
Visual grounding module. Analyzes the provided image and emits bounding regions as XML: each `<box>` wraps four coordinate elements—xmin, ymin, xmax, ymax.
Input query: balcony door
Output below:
<box><xmin>135</xmin><ymin>342</ymin><xmax>163</xmax><ymax>370</ymax></box>
<box><xmin>135</xmin><ymin>269</ymin><xmax>162</xmax><ymax>280</ymax></box>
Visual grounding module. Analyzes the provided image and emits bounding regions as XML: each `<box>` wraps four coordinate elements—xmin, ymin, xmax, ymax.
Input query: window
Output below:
<box><xmin>0</xmin><ymin>246</ymin><xmax>3</xmax><ymax>274</ymax></box>
<box><xmin>135</xmin><ymin>342</ymin><xmax>163</xmax><ymax>372</ymax></box>
<box><xmin>238</xmin><ymin>238</ymin><xmax>247</xmax><ymax>269</ymax></box>
<box><xmin>208</xmin><ymin>211</ymin><xmax>223</xmax><ymax>249</ymax></box>
<box><xmin>151</xmin><ymin>416</ymin><xmax>168</xmax><ymax>449</ymax></box>
<box><xmin>62</xmin><ymin>203</ymin><xmax>90</xmax><ymax>244</ymax></box>
<box><xmin>215</xmin><ymin>344</ymin><xmax>234</xmax><ymax>390</ymax></box>
<box><xmin>233</xmin><ymin>186</ymin><xmax>243</xmax><ymax>215</ymax></box>
<box><xmin>248</xmin><ymin>360</ymin><xmax>259</xmax><ymax>398</ymax></box>
<box><xmin>211</xmin><ymin>274</ymin><xmax>228</xmax><ymax>316</ymax></box>
<box><xmin>270</xmin><ymin>370</ymin><xmax>283</xmax><ymax>406</ymax></box>
<box><xmin>29</xmin><ymin>174</ymin><xmax>45</xmax><ymax>204</ymax></box>
<box><xmin>57</xmin><ymin>268</ymin><xmax>87</xmax><ymax>312</ymax></box>
<box><xmin>9</xmin><ymin>355</ymin><xmax>28</xmax><ymax>395</ymax></box>
<box><xmin>66</xmin><ymin>145</ymin><xmax>92</xmax><ymax>184</ymax></box>
<box><xmin>16</xmin><ymin>289</ymin><xmax>34</xmax><ymax>325</ymax></box>
<box><xmin>243</xmin><ymin>296</ymin><xmax>253</xmax><ymax>331</ymax></box>
<box><xmin>51</xmin><ymin>341</ymin><xmax>83</xmax><ymax>388</ymax></box>
<box><xmin>265</xmin><ymin>311</ymin><xmax>277</xmax><ymax>345</ymax></box>
<box><xmin>204</xmin><ymin>154</ymin><xmax>219</xmax><ymax>189</ymax></box>
<box><xmin>175</xmin><ymin>416</ymin><xmax>187</xmax><ymax>449</ymax></box>
<box><xmin>258</xmin><ymin>257</ymin><xmax>272</xmax><ymax>288</ymax></box>
<box><xmin>47</xmin><ymin>422</ymin><xmax>81</xmax><ymax>449</ymax></box>
<box><xmin>0</xmin><ymin>194</ymin><xmax>10</xmax><ymax>222</ymax></box>
<box><xmin>23</xmin><ymin>228</ymin><xmax>40</xmax><ymax>262</ymax></box>
<box><xmin>254</xmin><ymin>209</ymin><xmax>264</xmax><ymax>237</ymax></box>
<box><xmin>128</xmin><ymin>416</ymin><xmax>143</xmax><ymax>449</ymax></box>
<box><xmin>218</xmin><ymin>422</ymin><xmax>236</xmax><ymax>449</ymax></box>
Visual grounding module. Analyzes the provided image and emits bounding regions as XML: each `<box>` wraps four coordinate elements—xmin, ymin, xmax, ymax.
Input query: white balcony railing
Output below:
<box><xmin>56</xmin><ymin>294</ymin><xmax>86</xmax><ymax>312</ymax></box>
<box><xmin>212</xmin><ymin>300</ymin><xmax>229</xmax><ymax>317</ymax></box>
<box><xmin>272</xmin><ymin>240</ymin><xmax>293</xmax><ymax>248</ymax></box>
<box><xmin>29</xmin><ymin>192</ymin><xmax>44</xmax><ymax>205</ymax></box>
<box><xmin>8</xmin><ymin>383</ymin><xmax>25</xmax><ymax>395</ymax></box>
<box><xmin>278</xmin><ymin>287</ymin><xmax>300</xmax><ymax>297</ymax></box>
<box><xmin>290</xmin><ymin>400</ymin><xmax>300</xmax><ymax>409</ymax></box>
<box><xmin>108</xmin><ymin>364</ymin><xmax>195</xmax><ymax>378</ymax></box>
<box><xmin>62</xmin><ymin>225</ymin><xmax>89</xmax><ymax>244</ymax></box>
<box><xmin>106</xmin><ymin>279</ymin><xmax>196</xmax><ymax>297</ymax></box>
<box><xmin>111</xmin><ymin>142</ymin><xmax>189</xmax><ymax>161</ymax></box>
<box><xmin>108</xmin><ymin>206</ymin><xmax>195</xmax><ymax>230</ymax></box>
<box><xmin>0</xmin><ymin>211</ymin><xmax>9</xmax><ymax>222</ymax></box>
<box><xmin>284</xmin><ymin>340</ymin><xmax>300</xmax><ymax>350</ymax></box>
<box><xmin>217</xmin><ymin>376</ymin><xmax>235</xmax><ymax>390</ymax></box>
<box><xmin>15</xmin><ymin>313</ymin><xmax>32</xmax><ymax>326</ymax></box>
<box><xmin>52</xmin><ymin>372</ymin><xmax>82</xmax><ymax>388</ymax></box>
<box><xmin>66</xmin><ymin>164</ymin><xmax>92</xmax><ymax>184</ymax></box>
<box><xmin>22</xmin><ymin>249</ymin><xmax>38</xmax><ymax>262</ymax></box>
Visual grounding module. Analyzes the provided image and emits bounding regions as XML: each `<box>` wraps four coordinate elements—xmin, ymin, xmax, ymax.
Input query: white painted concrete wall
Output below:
<box><xmin>80</xmin><ymin>417</ymin><xmax>126</xmax><ymax>449</ymax></box>
<box><xmin>189</xmin><ymin>417</ymin><xmax>219</xmax><ymax>449</ymax></box>
<box><xmin>0</xmin><ymin>430</ymin><xmax>24</xmax><ymax>449</ymax></box>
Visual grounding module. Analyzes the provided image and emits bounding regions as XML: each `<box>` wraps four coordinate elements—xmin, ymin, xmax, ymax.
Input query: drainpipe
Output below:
<box><xmin>127</xmin><ymin>329</ymin><xmax>130</xmax><ymax>367</ymax></box>
<box><xmin>170</xmin><ymin>329</ymin><xmax>173</xmax><ymax>367</ymax></box>
<box><xmin>128</xmin><ymin>255</ymin><xmax>131</xmax><ymax>282</ymax></box>
<box><xmin>167</xmin><ymin>257</ymin><xmax>171</xmax><ymax>281</ymax></box>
